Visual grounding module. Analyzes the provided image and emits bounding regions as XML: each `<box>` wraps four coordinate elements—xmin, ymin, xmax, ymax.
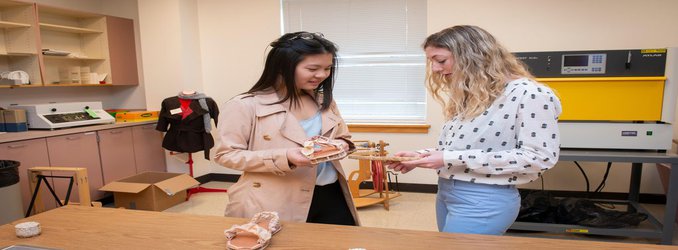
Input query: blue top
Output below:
<box><xmin>299</xmin><ymin>112</ymin><xmax>338</xmax><ymax>186</ymax></box>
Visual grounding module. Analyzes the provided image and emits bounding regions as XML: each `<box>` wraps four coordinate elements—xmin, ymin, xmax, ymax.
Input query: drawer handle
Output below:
<box><xmin>142</xmin><ymin>125</ymin><xmax>155</xmax><ymax>130</ymax></box>
<box><xmin>110</xmin><ymin>130</ymin><xmax>123</xmax><ymax>134</ymax></box>
<box><xmin>8</xmin><ymin>144</ymin><xmax>27</xmax><ymax>149</ymax></box>
<box><xmin>66</xmin><ymin>136</ymin><xmax>81</xmax><ymax>140</ymax></box>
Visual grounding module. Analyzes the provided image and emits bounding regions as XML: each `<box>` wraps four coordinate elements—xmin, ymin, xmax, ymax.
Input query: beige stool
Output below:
<box><xmin>27</xmin><ymin>167</ymin><xmax>99</xmax><ymax>216</ymax></box>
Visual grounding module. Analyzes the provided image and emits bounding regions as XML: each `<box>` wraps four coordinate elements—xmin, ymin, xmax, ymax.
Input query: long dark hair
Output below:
<box><xmin>247</xmin><ymin>31</ymin><xmax>338</xmax><ymax>111</ymax></box>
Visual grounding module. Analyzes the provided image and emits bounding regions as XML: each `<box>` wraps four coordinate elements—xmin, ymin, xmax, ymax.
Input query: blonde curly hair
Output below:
<box><xmin>423</xmin><ymin>25</ymin><xmax>534</xmax><ymax>120</ymax></box>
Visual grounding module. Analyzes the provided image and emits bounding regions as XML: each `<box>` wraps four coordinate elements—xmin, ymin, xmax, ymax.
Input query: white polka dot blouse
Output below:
<box><xmin>433</xmin><ymin>78</ymin><xmax>562</xmax><ymax>185</ymax></box>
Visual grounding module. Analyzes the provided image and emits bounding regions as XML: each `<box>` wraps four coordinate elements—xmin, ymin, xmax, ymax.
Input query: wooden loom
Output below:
<box><xmin>347</xmin><ymin>140</ymin><xmax>402</xmax><ymax>210</ymax></box>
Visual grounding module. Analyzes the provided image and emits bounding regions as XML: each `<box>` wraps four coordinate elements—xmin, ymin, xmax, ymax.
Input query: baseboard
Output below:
<box><xmin>202</xmin><ymin>173</ymin><xmax>667</xmax><ymax>204</ymax></box>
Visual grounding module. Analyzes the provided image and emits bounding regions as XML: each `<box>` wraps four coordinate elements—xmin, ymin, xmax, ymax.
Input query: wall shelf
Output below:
<box><xmin>0</xmin><ymin>20</ymin><xmax>30</xmax><ymax>29</ymax></box>
<box><xmin>0</xmin><ymin>84</ymin><xmax>41</xmax><ymax>88</ymax></box>
<box><xmin>43</xmin><ymin>55</ymin><xmax>106</xmax><ymax>61</ymax></box>
<box><xmin>42</xmin><ymin>83</ymin><xmax>112</xmax><ymax>87</ymax></box>
<box><xmin>0</xmin><ymin>1</ymin><xmax>138</xmax><ymax>88</ymax></box>
<box><xmin>0</xmin><ymin>0</ymin><xmax>42</xmax><ymax>85</ymax></box>
<box><xmin>0</xmin><ymin>52</ymin><xmax>35</xmax><ymax>57</ymax></box>
<box><xmin>39</xmin><ymin>23</ymin><xmax>101</xmax><ymax>33</ymax></box>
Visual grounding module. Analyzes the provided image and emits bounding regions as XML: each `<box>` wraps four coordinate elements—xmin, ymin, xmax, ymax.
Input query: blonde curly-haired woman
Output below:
<box><xmin>388</xmin><ymin>25</ymin><xmax>562</xmax><ymax>235</ymax></box>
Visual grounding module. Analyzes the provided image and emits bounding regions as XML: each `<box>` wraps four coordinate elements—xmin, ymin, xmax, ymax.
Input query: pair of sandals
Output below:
<box><xmin>224</xmin><ymin>211</ymin><xmax>282</xmax><ymax>250</ymax></box>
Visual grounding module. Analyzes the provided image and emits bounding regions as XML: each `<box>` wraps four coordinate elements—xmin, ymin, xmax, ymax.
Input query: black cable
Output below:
<box><xmin>595</xmin><ymin>162</ymin><xmax>612</xmax><ymax>192</ymax></box>
<box><xmin>541</xmin><ymin>175</ymin><xmax>544</xmax><ymax>190</ymax></box>
<box><xmin>574</xmin><ymin>161</ymin><xmax>590</xmax><ymax>192</ymax></box>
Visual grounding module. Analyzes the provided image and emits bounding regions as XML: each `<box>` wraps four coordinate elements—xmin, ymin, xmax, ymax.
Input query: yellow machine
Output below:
<box><xmin>516</xmin><ymin>48</ymin><xmax>677</xmax><ymax>151</ymax></box>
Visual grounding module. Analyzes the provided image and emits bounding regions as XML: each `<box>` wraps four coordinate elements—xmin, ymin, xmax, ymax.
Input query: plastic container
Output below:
<box><xmin>0</xmin><ymin>160</ymin><xmax>24</xmax><ymax>225</ymax></box>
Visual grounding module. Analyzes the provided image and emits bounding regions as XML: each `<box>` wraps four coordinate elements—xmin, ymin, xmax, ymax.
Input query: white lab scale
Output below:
<box><xmin>10</xmin><ymin>102</ymin><xmax>115</xmax><ymax>130</ymax></box>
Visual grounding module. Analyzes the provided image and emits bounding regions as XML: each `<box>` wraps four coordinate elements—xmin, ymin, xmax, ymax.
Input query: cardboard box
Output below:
<box><xmin>0</xmin><ymin>111</ymin><xmax>5</xmax><ymax>132</ymax></box>
<box><xmin>2</xmin><ymin>109</ymin><xmax>27</xmax><ymax>132</ymax></box>
<box><xmin>99</xmin><ymin>172</ymin><xmax>199</xmax><ymax>211</ymax></box>
<box><xmin>115</xmin><ymin>111</ymin><xmax>159</xmax><ymax>122</ymax></box>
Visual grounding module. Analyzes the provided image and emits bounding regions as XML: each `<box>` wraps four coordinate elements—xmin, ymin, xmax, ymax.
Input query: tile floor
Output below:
<box><xmin>164</xmin><ymin>181</ymin><xmax>678</xmax><ymax>246</ymax></box>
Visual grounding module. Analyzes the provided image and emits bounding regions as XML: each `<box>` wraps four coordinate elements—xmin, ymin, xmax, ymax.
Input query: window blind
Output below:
<box><xmin>282</xmin><ymin>0</ymin><xmax>427</xmax><ymax>123</ymax></box>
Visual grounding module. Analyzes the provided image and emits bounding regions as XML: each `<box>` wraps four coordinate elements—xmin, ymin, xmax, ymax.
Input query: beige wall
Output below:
<box><xmin>196</xmin><ymin>0</ymin><xmax>281</xmax><ymax>175</ymax></box>
<box><xmin>5</xmin><ymin>0</ymin><xmax>678</xmax><ymax>193</ymax></box>
<box><xmin>137</xmin><ymin>0</ymin><xmax>281</xmax><ymax>176</ymax></box>
<box><xmin>139</xmin><ymin>0</ymin><xmax>678</xmax><ymax>193</ymax></box>
<box><xmin>429</xmin><ymin>0</ymin><xmax>678</xmax><ymax>52</ymax></box>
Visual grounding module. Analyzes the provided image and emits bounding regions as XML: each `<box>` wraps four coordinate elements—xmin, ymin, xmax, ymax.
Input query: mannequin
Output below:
<box><xmin>157</xmin><ymin>91</ymin><xmax>219</xmax><ymax>160</ymax></box>
<box><xmin>157</xmin><ymin>91</ymin><xmax>226</xmax><ymax>198</ymax></box>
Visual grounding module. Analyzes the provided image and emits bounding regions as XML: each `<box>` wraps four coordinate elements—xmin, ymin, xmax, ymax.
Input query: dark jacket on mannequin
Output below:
<box><xmin>156</xmin><ymin>94</ymin><xmax>219</xmax><ymax>160</ymax></box>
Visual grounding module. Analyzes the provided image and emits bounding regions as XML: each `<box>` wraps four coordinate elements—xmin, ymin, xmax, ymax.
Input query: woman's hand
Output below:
<box><xmin>386</xmin><ymin>151</ymin><xmax>420</xmax><ymax>174</ymax></box>
<box><xmin>387</xmin><ymin>151</ymin><xmax>444</xmax><ymax>174</ymax></box>
<box><xmin>286</xmin><ymin>148</ymin><xmax>313</xmax><ymax>168</ymax></box>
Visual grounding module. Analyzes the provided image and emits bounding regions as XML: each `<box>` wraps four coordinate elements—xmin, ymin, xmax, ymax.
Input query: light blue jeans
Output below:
<box><xmin>436</xmin><ymin>178</ymin><xmax>520</xmax><ymax>235</ymax></box>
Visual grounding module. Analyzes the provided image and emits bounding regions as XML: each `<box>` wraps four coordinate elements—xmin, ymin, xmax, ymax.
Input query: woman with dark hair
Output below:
<box><xmin>214</xmin><ymin>32</ymin><xmax>359</xmax><ymax>226</ymax></box>
<box><xmin>388</xmin><ymin>25</ymin><xmax>562</xmax><ymax>235</ymax></box>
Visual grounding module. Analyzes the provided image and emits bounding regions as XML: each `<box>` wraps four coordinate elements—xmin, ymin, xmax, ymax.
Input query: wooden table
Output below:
<box><xmin>0</xmin><ymin>206</ymin><xmax>674</xmax><ymax>250</ymax></box>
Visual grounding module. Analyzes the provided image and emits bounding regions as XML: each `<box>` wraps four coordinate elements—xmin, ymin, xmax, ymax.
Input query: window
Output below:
<box><xmin>282</xmin><ymin>0</ymin><xmax>427</xmax><ymax>123</ymax></box>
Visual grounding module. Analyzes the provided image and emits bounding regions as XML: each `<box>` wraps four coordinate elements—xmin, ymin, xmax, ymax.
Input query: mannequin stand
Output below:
<box><xmin>185</xmin><ymin>152</ymin><xmax>227</xmax><ymax>200</ymax></box>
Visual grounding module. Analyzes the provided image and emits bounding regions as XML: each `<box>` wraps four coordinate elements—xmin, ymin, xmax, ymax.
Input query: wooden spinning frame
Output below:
<box><xmin>347</xmin><ymin>140</ymin><xmax>401</xmax><ymax>210</ymax></box>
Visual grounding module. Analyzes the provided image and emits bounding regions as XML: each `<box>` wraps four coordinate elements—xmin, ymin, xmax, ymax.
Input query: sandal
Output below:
<box><xmin>248</xmin><ymin>211</ymin><xmax>282</xmax><ymax>235</ymax></box>
<box><xmin>224</xmin><ymin>223</ymin><xmax>272</xmax><ymax>250</ymax></box>
<box><xmin>224</xmin><ymin>211</ymin><xmax>281</xmax><ymax>250</ymax></box>
<box><xmin>301</xmin><ymin>136</ymin><xmax>348</xmax><ymax>164</ymax></box>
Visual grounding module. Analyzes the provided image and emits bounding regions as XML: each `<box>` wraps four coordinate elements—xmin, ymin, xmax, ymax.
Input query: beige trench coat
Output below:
<box><xmin>213</xmin><ymin>90</ymin><xmax>360</xmax><ymax>225</ymax></box>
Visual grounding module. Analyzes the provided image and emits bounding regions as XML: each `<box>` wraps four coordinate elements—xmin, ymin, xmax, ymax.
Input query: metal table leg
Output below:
<box><xmin>662</xmin><ymin>163</ymin><xmax>678</xmax><ymax>244</ymax></box>
<box><xmin>628</xmin><ymin>163</ymin><xmax>642</xmax><ymax>212</ymax></box>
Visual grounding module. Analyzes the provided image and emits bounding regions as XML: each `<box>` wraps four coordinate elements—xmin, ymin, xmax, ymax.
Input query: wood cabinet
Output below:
<box><xmin>36</xmin><ymin>4</ymin><xmax>111</xmax><ymax>86</ymax></box>
<box><xmin>45</xmin><ymin>132</ymin><xmax>105</xmax><ymax>201</ymax></box>
<box><xmin>132</xmin><ymin>123</ymin><xmax>166</xmax><ymax>173</ymax></box>
<box><xmin>0</xmin><ymin>1</ymin><xmax>138</xmax><ymax>88</ymax></box>
<box><xmin>97</xmin><ymin>127</ymin><xmax>137</xmax><ymax>184</ymax></box>
<box><xmin>0</xmin><ymin>138</ymin><xmax>54</xmax><ymax>211</ymax></box>
<box><xmin>0</xmin><ymin>123</ymin><xmax>166</xmax><ymax>214</ymax></box>
<box><xmin>0</xmin><ymin>0</ymin><xmax>41</xmax><ymax>86</ymax></box>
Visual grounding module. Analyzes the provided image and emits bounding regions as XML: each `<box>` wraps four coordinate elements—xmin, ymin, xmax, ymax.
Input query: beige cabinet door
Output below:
<box><xmin>132</xmin><ymin>124</ymin><xmax>166</xmax><ymax>173</ymax></box>
<box><xmin>0</xmin><ymin>139</ymin><xmax>55</xmax><ymax>211</ymax></box>
<box><xmin>46</xmin><ymin>132</ymin><xmax>105</xmax><ymax>201</ymax></box>
<box><xmin>98</xmin><ymin>127</ymin><xmax>137</xmax><ymax>183</ymax></box>
<box><xmin>106</xmin><ymin>15</ymin><xmax>139</xmax><ymax>85</ymax></box>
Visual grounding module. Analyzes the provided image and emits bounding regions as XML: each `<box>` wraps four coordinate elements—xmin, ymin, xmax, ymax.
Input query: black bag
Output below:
<box><xmin>555</xmin><ymin>198</ymin><xmax>648</xmax><ymax>228</ymax></box>
<box><xmin>517</xmin><ymin>190</ymin><xmax>558</xmax><ymax>223</ymax></box>
<box><xmin>517</xmin><ymin>190</ymin><xmax>648</xmax><ymax>228</ymax></box>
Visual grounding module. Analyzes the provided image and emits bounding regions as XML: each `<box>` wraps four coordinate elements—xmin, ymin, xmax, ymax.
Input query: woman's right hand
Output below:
<box><xmin>287</xmin><ymin>148</ymin><xmax>313</xmax><ymax>168</ymax></box>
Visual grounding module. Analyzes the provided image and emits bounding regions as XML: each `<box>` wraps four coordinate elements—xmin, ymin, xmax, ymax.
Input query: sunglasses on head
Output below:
<box><xmin>290</xmin><ymin>32</ymin><xmax>324</xmax><ymax>41</ymax></box>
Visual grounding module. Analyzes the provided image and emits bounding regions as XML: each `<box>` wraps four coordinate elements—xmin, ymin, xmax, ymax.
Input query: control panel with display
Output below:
<box><xmin>561</xmin><ymin>53</ymin><xmax>606</xmax><ymax>74</ymax></box>
<box><xmin>43</xmin><ymin>112</ymin><xmax>101</xmax><ymax>124</ymax></box>
<box><xmin>514</xmin><ymin>49</ymin><xmax>666</xmax><ymax>78</ymax></box>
